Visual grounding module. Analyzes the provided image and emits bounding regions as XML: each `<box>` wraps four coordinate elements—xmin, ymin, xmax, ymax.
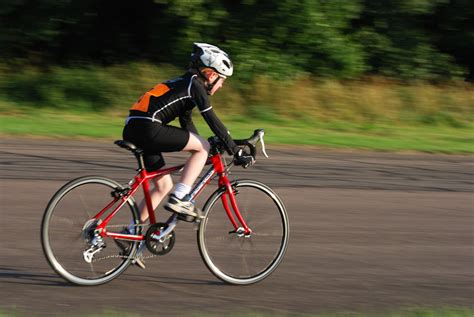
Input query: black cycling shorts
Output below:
<box><xmin>123</xmin><ymin>120</ymin><xmax>190</xmax><ymax>171</ymax></box>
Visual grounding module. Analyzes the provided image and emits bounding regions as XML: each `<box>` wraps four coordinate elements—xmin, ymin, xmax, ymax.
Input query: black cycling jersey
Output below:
<box><xmin>127</xmin><ymin>71</ymin><xmax>238</xmax><ymax>154</ymax></box>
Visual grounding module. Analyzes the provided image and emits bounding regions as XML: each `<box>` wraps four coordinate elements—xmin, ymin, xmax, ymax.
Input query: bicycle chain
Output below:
<box><xmin>89</xmin><ymin>223</ymin><xmax>160</xmax><ymax>263</ymax></box>
<box><xmin>91</xmin><ymin>253</ymin><xmax>158</xmax><ymax>263</ymax></box>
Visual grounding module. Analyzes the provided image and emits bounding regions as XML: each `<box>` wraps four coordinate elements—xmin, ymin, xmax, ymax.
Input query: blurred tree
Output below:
<box><xmin>0</xmin><ymin>0</ymin><xmax>472</xmax><ymax>80</ymax></box>
<box><xmin>221</xmin><ymin>0</ymin><xmax>367</xmax><ymax>80</ymax></box>
<box><xmin>433</xmin><ymin>0</ymin><xmax>474</xmax><ymax>80</ymax></box>
<box><xmin>0</xmin><ymin>0</ymin><xmax>68</xmax><ymax>64</ymax></box>
<box><xmin>352</xmin><ymin>0</ymin><xmax>465</xmax><ymax>80</ymax></box>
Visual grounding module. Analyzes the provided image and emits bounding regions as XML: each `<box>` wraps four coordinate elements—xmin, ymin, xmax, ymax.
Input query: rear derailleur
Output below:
<box><xmin>81</xmin><ymin>219</ymin><xmax>106</xmax><ymax>263</ymax></box>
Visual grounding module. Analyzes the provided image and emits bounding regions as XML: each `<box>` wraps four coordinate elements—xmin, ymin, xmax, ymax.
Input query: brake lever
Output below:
<box><xmin>258</xmin><ymin>130</ymin><xmax>269</xmax><ymax>158</ymax></box>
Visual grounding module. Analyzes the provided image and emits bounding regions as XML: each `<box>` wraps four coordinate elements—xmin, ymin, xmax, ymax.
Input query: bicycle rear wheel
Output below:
<box><xmin>41</xmin><ymin>176</ymin><xmax>140</xmax><ymax>286</ymax></box>
<box><xmin>198</xmin><ymin>179</ymin><xmax>289</xmax><ymax>285</ymax></box>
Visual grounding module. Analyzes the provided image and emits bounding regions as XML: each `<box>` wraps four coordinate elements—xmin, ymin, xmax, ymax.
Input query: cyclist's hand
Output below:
<box><xmin>234</xmin><ymin>149</ymin><xmax>255</xmax><ymax>168</ymax></box>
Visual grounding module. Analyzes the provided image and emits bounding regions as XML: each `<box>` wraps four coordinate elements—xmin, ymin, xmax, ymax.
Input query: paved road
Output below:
<box><xmin>0</xmin><ymin>138</ymin><xmax>473</xmax><ymax>316</ymax></box>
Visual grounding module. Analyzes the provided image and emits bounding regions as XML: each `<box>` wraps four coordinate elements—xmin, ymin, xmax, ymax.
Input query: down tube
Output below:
<box><xmin>189</xmin><ymin>166</ymin><xmax>216</xmax><ymax>200</ymax></box>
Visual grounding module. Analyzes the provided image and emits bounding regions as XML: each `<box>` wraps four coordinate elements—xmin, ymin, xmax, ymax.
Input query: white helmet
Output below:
<box><xmin>191</xmin><ymin>42</ymin><xmax>233</xmax><ymax>77</ymax></box>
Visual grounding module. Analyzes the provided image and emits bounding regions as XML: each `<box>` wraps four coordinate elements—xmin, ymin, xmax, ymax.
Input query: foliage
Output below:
<box><xmin>352</xmin><ymin>0</ymin><xmax>468</xmax><ymax>80</ymax></box>
<box><xmin>1</xmin><ymin>65</ymin><xmax>120</xmax><ymax>110</ymax></box>
<box><xmin>0</xmin><ymin>63</ymin><xmax>473</xmax><ymax>156</ymax></box>
<box><xmin>0</xmin><ymin>0</ymin><xmax>473</xmax><ymax>81</ymax></box>
<box><xmin>1</xmin><ymin>63</ymin><xmax>472</xmax><ymax>128</ymax></box>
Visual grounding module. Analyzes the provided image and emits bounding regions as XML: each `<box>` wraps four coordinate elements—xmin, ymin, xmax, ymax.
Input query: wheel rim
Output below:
<box><xmin>42</xmin><ymin>177</ymin><xmax>138</xmax><ymax>285</ymax></box>
<box><xmin>199</xmin><ymin>181</ymin><xmax>289</xmax><ymax>284</ymax></box>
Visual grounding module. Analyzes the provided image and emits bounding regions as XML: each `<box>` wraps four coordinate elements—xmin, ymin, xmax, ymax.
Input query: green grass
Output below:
<box><xmin>0</xmin><ymin>107</ymin><xmax>473</xmax><ymax>153</ymax></box>
<box><xmin>1</xmin><ymin>62</ymin><xmax>473</xmax><ymax>154</ymax></box>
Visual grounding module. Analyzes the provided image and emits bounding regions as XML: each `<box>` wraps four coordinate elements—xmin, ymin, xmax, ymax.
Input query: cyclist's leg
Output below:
<box><xmin>124</xmin><ymin>171</ymin><xmax>172</xmax><ymax>269</ymax></box>
<box><xmin>137</xmin><ymin>174</ymin><xmax>173</xmax><ymax>223</ymax></box>
<box><xmin>178</xmin><ymin>132</ymin><xmax>210</xmax><ymax>189</ymax></box>
<box><xmin>165</xmin><ymin>132</ymin><xmax>209</xmax><ymax>217</ymax></box>
<box><xmin>124</xmin><ymin>122</ymin><xmax>207</xmax><ymax>216</ymax></box>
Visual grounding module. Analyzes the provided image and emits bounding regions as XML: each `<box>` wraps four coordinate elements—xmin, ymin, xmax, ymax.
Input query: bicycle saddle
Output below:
<box><xmin>114</xmin><ymin>140</ymin><xmax>143</xmax><ymax>154</ymax></box>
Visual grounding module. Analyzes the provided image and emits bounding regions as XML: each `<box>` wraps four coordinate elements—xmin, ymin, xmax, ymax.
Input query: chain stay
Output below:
<box><xmin>87</xmin><ymin>223</ymin><xmax>158</xmax><ymax>263</ymax></box>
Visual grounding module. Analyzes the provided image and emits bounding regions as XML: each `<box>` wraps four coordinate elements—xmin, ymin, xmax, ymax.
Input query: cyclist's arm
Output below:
<box><xmin>179</xmin><ymin>110</ymin><xmax>199</xmax><ymax>135</ymax></box>
<box><xmin>201</xmin><ymin>109</ymin><xmax>239</xmax><ymax>154</ymax></box>
<box><xmin>191</xmin><ymin>81</ymin><xmax>239</xmax><ymax>154</ymax></box>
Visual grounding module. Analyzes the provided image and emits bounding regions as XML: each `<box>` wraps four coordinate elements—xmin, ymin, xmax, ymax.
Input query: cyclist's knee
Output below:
<box><xmin>202</xmin><ymin>139</ymin><xmax>210</xmax><ymax>153</ymax></box>
<box><xmin>195</xmin><ymin>134</ymin><xmax>210</xmax><ymax>153</ymax></box>
<box><xmin>185</xmin><ymin>133</ymin><xmax>210</xmax><ymax>154</ymax></box>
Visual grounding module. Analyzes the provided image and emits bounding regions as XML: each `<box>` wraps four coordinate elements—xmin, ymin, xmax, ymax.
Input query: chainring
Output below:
<box><xmin>145</xmin><ymin>222</ymin><xmax>176</xmax><ymax>255</ymax></box>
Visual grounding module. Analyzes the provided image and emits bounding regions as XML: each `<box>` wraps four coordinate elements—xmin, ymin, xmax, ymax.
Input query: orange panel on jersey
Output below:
<box><xmin>130</xmin><ymin>84</ymin><xmax>170</xmax><ymax>112</ymax></box>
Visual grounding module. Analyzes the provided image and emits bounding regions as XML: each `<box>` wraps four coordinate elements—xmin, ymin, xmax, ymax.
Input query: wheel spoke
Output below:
<box><xmin>240</xmin><ymin>249</ymin><xmax>251</xmax><ymax>277</ymax></box>
<box><xmin>79</xmin><ymin>194</ymin><xmax>94</xmax><ymax>219</ymax></box>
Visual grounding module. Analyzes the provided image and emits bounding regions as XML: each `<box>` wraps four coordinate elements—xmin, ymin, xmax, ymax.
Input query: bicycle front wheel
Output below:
<box><xmin>41</xmin><ymin>176</ymin><xmax>140</xmax><ymax>286</ymax></box>
<box><xmin>198</xmin><ymin>179</ymin><xmax>289</xmax><ymax>285</ymax></box>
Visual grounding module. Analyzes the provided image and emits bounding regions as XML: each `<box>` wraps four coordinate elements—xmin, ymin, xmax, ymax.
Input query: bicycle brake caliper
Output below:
<box><xmin>111</xmin><ymin>187</ymin><xmax>130</xmax><ymax>198</ymax></box>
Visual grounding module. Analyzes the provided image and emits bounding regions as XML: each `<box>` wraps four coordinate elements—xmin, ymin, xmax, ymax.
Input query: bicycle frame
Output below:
<box><xmin>93</xmin><ymin>152</ymin><xmax>251</xmax><ymax>243</ymax></box>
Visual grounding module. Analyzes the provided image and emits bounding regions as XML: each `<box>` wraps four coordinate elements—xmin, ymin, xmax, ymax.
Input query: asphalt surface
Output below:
<box><xmin>0</xmin><ymin>137</ymin><xmax>473</xmax><ymax>316</ymax></box>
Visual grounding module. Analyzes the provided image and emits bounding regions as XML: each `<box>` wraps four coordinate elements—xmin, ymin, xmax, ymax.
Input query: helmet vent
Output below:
<box><xmin>191</xmin><ymin>42</ymin><xmax>233</xmax><ymax>77</ymax></box>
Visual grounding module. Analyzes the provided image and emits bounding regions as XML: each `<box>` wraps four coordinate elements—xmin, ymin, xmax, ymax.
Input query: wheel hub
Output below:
<box><xmin>81</xmin><ymin>219</ymin><xmax>99</xmax><ymax>243</ymax></box>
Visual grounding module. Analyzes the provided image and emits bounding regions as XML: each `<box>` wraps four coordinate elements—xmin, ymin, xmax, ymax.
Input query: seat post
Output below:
<box><xmin>134</xmin><ymin>150</ymin><xmax>145</xmax><ymax>171</ymax></box>
<box><xmin>114</xmin><ymin>140</ymin><xmax>146</xmax><ymax>170</ymax></box>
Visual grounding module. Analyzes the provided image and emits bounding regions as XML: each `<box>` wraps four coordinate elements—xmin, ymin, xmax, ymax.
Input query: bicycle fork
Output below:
<box><xmin>220</xmin><ymin>179</ymin><xmax>251</xmax><ymax>236</ymax></box>
<box><xmin>206</xmin><ymin>155</ymin><xmax>252</xmax><ymax>236</ymax></box>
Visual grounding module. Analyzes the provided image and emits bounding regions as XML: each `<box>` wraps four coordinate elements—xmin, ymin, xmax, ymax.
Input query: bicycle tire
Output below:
<box><xmin>41</xmin><ymin>176</ymin><xmax>140</xmax><ymax>286</ymax></box>
<box><xmin>197</xmin><ymin>179</ymin><xmax>289</xmax><ymax>285</ymax></box>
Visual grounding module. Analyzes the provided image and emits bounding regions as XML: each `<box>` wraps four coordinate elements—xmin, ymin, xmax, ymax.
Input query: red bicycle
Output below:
<box><xmin>41</xmin><ymin>129</ymin><xmax>289</xmax><ymax>286</ymax></box>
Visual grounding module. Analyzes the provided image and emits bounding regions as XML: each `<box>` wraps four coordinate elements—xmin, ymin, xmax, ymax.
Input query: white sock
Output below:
<box><xmin>173</xmin><ymin>183</ymin><xmax>191</xmax><ymax>200</ymax></box>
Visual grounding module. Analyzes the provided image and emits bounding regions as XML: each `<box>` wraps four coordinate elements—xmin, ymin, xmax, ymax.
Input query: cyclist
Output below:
<box><xmin>123</xmin><ymin>42</ymin><xmax>254</xmax><ymax>228</ymax></box>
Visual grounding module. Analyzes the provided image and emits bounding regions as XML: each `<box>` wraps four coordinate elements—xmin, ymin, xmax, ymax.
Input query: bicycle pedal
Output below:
<box><xmin>177</xmin><ymin>214</ymin><xmax>196</xmax><ymax>222</ymax></box>
<box><xmin>178</xmin><ymin>210</ymin><xmax>204</xmax><ymax>223</ymax></box>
